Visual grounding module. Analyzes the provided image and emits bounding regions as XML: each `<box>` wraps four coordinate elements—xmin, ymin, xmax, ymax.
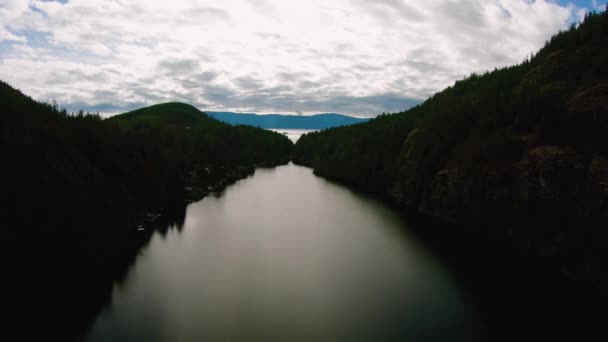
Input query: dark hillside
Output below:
<box><xmin>294</xmin><ymin>11</ymin><xmax>608</xmax><ymax>290</ymax></box>
<box><xmin>0</xmin><ymin>83</ymin><xmax>292</xmax><ymax>340</ymax></box>
<box><xmin>109</xmin><ymin>102</ymin><xmax>208</xmax><ymax>127</ymax></box>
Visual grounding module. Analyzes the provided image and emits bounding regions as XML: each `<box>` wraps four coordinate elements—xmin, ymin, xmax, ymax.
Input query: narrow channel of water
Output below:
<box><xmin>85</xmin><ymin>163</ymin><xmax>481</xmax><ymax>341</ymax></box>
<box><xmin>84</xmin><ymin>163</ymin><xmax>607</xmax><ymax>341</ymax></box>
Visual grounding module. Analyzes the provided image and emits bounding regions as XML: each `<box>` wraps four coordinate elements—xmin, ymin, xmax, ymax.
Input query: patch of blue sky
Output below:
<box><xmin>0</xmin><ymin>28</ymin><xmax>110</xmax><ymax>65</ymax></box>
<box><xmin>0</xmin><ymin>29</ymin><xmax>50</xmax><ymax>57</ymax></box>
<box><xmin>0</xmin><ymin>41</ymin><xmax>14</xmax><ymax>58</ymax></box>
<box><xmin>548</xmin><ymin>0</ymin><xmax>607</xmax><ymax>24</ymax></box>
<box><xmin>555</xmin><ymin>0</ymin><xmax>607</xmax><ymax>11</ymax></box>
<box><xmin>20</xmin><ymin>29</ymin><xmax>52</xmax><ymax>48</ymax></box>
<box><xmin>0</xmin><ymin>27</ymin><xmax>40</xmax><ymax>58</ymax></box>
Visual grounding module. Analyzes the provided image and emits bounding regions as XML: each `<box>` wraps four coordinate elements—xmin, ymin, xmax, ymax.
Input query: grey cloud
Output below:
<box><xmin>181</xmin><ymin>71</ymin><xmax>219</xmax><ymax>88</ymax></box>
<box><xmin>198</xmin><ymin>71</ymin><xmax>219</xmax><ymax>82</ymax></box>
<box><xmin>43</xmin><ymin>68</ymin><xmax>112</xmax><ymax>85</ymax></box>
<box><xmin>191</xmin><ymin>7</ymin><xmax>230</xmax><ymax>19</ymax></box>
<box><xmin>46</xmin><ymin>86</ymin><xmax>147</xmax><ymax>115</ymax></box>
<box><xmin>353</xmin><ymin>0</ymin><xmax>426</xmax><ymax>24</ymax></box>
<box><xmin>258</xmin><ymin>33</ymin><xmax>281</xmax><ymax>40</ymax></box>
<box><xmin>257</xmin><ymin>92</ymin><xmax>419</xmax><ymax>116</ymax></box>
<box><xmin>440</xmin><ymin>1</ymin><xmax>485</xmax><ymax>28</ymax></box>
<box><xmin>202</xmin><ymin>84</ymin><xmax>236</xmax><ymax>104</ymax></box>
<box><xmin>390</xmin><ymin>77</ymin><xmax>447</xmax><ymax>99</ymax></box>
<box><xmin>247</xmin><ymin>0</ymin><xmax>276</xmax><ymax>17</ymax></box>
<box><xmin>234</xmin><ymin>76</ymin><xmax>264</xmax><ymax>90</ymax></box>
<box><xmin>159</xmin><ymin>58</ymin><xmax>200</xmax><ymax>75</ymax></box>
<box><xmin>398</xmin><ymin>57</ymin><xmax>452</xmax><ymax>76</ymax></box>
<box><xmin>436</xmin><ymin>1</ymin><xmax>487</xmax><ymax>38</ymax></box>
<box><xmin>113</xmin><ymin>74</ymin><xmax>420</xmax><ymax>116</ymax></box>
<box><xmin>1</xmin><ymin>0</ymin><xmax>578</xmax><ymax>118</ymax></box>
<box><xmin>334</xmin><ymin>42</ymin><xmax>354</xmax><ymax>52</ymax></box>
<box><xmin>91</xmin><ymin>89</ymin><xmax>121</xmax><ymax>100</ymax></box>
<box><xmin>257</xmin><ymin>85</ymin><xmax>293</xmax><ymax>95</ymax></box>
<box><xmin>115</xmin><ymin>80</ymin><xmax>168</xmax><ymax>104</ymax></box>
<box><xmin>352</xmin><ymin>63</ymin><xmax>384</xmax><ymax>72</ymax></box>
<box><xmin>194</xmin><ymin>81</ymin><xmax>419</xmax><ymax>116</ymax></box>
<box><xmin>296</xmin><ymin>80</ymin><xmax>321</xmax><ymax>90</ymax></box>
<box><xmin>375</xmin><ymin>0</ymin><xmax>426</xmax><ymax>21</ymax></box>
<box><xmin>276</xmin><ymin>71</ymin><xmax>313</xmax><ymax>83</ymax></box>
<box><xmin>178</xmin><ymin>7</ymin><xmax>231</xmax><ymax>24</ymax></box>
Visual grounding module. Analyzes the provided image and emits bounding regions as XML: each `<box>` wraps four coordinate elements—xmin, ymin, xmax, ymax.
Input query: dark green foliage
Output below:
<box><xmin>294</xmin><ymin>11</ymin><xmax>608</xmax><ymax>286</ymax></box>
<box><xmin>110</xmin><ymin>102</ymin><xmax>293</xmax><ymax>171</ymax></box>
<box><xmin>1</xmin><ymin>90</ymin><xmax>292</xmax><ymax>230</ymax></box>
<box><xmin>0</xmin><ymin>83</ymin><xmax>292</xmax><ymax>340</ymax></box>
<box><xmin>295</xmin><ymin>10</ymin><xmax>608</xmax><ymax>200</ymax></box>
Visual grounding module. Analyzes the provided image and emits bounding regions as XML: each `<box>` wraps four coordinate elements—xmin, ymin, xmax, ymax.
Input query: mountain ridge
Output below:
<box><xmin>108</xmin><ymin>102</ymin><xmax>211</xmax><ymax>127</ymax></box>
<box><xmin>207</xmin><ymin>111</ymin><xmax>369</xmax><ymax>129</ymax></box>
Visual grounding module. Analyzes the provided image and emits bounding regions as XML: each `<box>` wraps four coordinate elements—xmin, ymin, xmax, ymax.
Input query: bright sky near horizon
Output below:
<box><xmin>0</xmin><ymin>0</ymin><xmax>606</xmax><ymax>116</ymax></box>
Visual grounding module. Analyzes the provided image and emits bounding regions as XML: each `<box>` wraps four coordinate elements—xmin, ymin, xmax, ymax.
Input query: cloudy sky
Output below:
<box><xmin>0</xmin><ymin>0</ymin><xmax>605</xmax><ymax>116</ymax></box>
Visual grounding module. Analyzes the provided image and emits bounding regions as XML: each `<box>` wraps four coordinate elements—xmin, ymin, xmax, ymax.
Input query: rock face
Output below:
<box><xmin>388</xmin><ymin>144</ymin><xmax>608</xmax><ymax>290</ymax></box>
<box><xmin>299</xmin><ymin>143</ymin><xmax>608</xmax><ymax>291</ymax></box>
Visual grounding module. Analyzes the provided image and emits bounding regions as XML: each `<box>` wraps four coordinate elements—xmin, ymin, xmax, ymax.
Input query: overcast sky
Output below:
<box><xmin>0</xmin><ymin>0</ymin><xmax>605</xmax><ymax>116</ymax></box>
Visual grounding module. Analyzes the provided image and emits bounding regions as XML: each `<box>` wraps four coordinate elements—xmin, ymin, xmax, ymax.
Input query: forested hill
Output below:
<box><xmin>0</xmin><ymin>82</ymin><xmax>292</xmax><ymax>340</ymax></box>
<box><xmin>1</xmin><ymin>90</ymin><xmax>292</xmax><ymax>227</ymax></box>
<box><xmin>294</xmin><ymin>11</ymin><xmax>608</xmax><ymax>289</ymax></box>
<box><xmin>109</xmin><ymin>102</ymin><xmax>207</xmax><ymax>126</ymax></box>
<box><xmin>207</xmin><ymin>111</ymin><xmax>369</xmax><ymax>129</ymax></box>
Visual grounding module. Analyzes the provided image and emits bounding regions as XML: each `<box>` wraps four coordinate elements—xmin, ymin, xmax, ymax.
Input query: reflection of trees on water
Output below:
<box><xmin>4</xmin><ymin>203</ymin><xmax>189</xmax><ymax>342</ymax></box>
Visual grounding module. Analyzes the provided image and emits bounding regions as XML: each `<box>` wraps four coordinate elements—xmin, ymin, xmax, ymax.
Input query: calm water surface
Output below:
<box><xmin>269</xmin><ymin>129</ymin><xmax>314</xmax><ymax>142</ymax></box>
<box><xmin>85</xmin><ymin>163</ymin><xmax>482</xmax><ymax>341</ymax></box>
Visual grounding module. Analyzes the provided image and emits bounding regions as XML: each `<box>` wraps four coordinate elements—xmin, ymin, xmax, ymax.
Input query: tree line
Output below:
<box><xmin>294</xmin><ymin>11</ymin><xmax>608</xmax><ymax>289</ymax></box>
<box><xmin>0</xmin><ymin>82</ymin><xmax>292</xmax><ymax>340</ymax></box>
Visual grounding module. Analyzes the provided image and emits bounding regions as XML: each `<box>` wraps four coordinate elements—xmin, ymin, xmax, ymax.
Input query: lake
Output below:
<box><xmin>269</xmin><ymin>129</ymin><xmax>315</xmax><ymax>142</ymax></box>
<box><xmin>84</xmin><ymin>163</ymin><xmax>606</xmax><ymax>341</ymax></box>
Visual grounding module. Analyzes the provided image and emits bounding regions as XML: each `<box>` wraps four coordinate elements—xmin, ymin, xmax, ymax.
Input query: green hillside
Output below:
<box><xmin>294</xmin><ymin>11</ymin><xmax>608</xmax><ymax>288</ymax></box>
<box><xmin>109</xmin><ymin>101</ymin><xmax>293</xmax><ymax>168</ymax></box>
<box><xmin>109</xmin><ymin>102</ymin><xmax>209</xmax><ymax>127</ymax></box>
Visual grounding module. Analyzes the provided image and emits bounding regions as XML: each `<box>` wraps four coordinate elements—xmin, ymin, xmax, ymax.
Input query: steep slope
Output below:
<box><xmin>1</xmin><ymin>84</ymin><xmax>292</xmax><ymax>340</ymax></box>
<box><xmin>294</xmin><ymin>11</ymin><xmax>608</xmax><ymax>289</ymax></box>
<box><xmin>207</xmin><ymin>111</ymin><xmax>369</xmax><ymax>129</ymax></box>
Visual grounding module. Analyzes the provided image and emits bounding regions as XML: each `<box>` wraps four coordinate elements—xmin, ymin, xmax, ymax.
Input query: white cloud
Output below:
<box><xmin>0</xmin><ymin>27</ymin><xmax>24</xmax><ymax>41</ymax></box>
<box><xmin>0</xmin><ymin>0</ymin><xmax>30</xmax><ymax>42</ymax></box>
<box><xmin>0</xmin><ymin>0</ymin><xmax>587</xmax><ymax>116</ymax></box>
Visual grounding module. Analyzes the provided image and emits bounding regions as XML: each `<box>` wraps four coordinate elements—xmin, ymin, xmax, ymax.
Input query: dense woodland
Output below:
<box><xmin>294</xmin><ymin>11</ymin><xmax>608</xmax><ymax>288</ymax></box>
<box><xmin>3</xmin><ymin>8</ymin><xmax>608</xmax><ymax>341</ymax></box>
<box><xmin>0</xmin><ymin>83</ymin><xmax>292</xmax><ymax>339</ymax></box>
<box><xmin>1</xmin><ymin>92</ymin><xmax>292</xmax><ymax>228</ymax></box>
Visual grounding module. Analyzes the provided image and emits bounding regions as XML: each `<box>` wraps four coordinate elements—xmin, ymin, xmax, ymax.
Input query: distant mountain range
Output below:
<box><xmin>206</xmin><ymin>112</ymin><xmax>369</xmax><ymax>129</ymax></box>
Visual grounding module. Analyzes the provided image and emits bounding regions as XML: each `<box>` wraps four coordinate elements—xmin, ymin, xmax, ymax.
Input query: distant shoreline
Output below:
<box><xmin>207</xmin><ymin>111</ymin><xmax>368</xmax><ymax>130</ymax></box>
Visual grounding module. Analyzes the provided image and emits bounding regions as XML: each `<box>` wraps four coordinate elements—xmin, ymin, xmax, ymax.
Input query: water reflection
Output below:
<box><xmin>269</xmin><ymin>129</ymin><xmax>315</xmax><ymax>142</ymax></box>
<box><xmin>3</xmin><ymin>200</ymin><xmax>189</xmax><ymax>342</ymax></box>
<box><xmin>3</xmin><ymin>161</ymin><xmax>606</xmax><ymax>342</ymax></box>
<box><xmin>85</xmin><ymin>164</ymin><xmax>481</xmax><ymax>341</ymax></box>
